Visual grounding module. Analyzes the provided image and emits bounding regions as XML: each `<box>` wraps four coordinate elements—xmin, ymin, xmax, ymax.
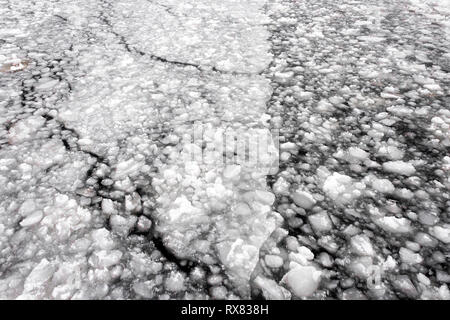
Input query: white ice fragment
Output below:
<box><xmin>297</xmin><ymin>246</ymin><xmax>314</xmax><ymax>260</ymax></box>
<box><xmin>184</xmin><ymin>161</ymin><xmax>200</xmax><ymax>177</ymax></box>
<box><xmin>308</xmin><ymin>212</ymin><xmax>332</xmax><ymax>233</ymax></box>
<box><xmin>7</xmin><ymin>116</ymin><xmax>46</xmax><ymax>144</ymax></box>
<box><xmin>280</xmin><ymin>152</ymin><xmax>291</xmax><ymax>161</ymax></box>
<box><xmin>316</xmin><ymin>100</ymin><xmax>334</xmax><ymax>112</ymax></box>
<box><xmin>281</xmin><ymin>265</ymin><xmax>322</xmax><ymax>298</ymax></box>
<box><xmin>289</xmin><ymin>246</ymin><xmax>314</xmax><ymax>266</ymax></box>
<box><xmin>206</xmin><ymin>182</ymin><xmax>230</xmax><ymax>200</ymax></box>
<box><xmin>375</xmin><ymin>216</ymin><xmax>412</xmax><ymax>234</ymax></box>
<box><xmin>254</xmin><ymin>190</ymin><xmax>275</xmax><ymax>206</ymax></box>
<box><xmin>78</xmin><ymin>138</ymin><xmax>93</xmax><ymax>146</ymax></box>
<box><xmin>23</xmin><ymin>259</ymin><xmax>55</xmax><ymax>292</ymax></box>
<box><xmin>350</xmin><ymin>234</ymin><xmax>375</xmax><ymax>256</ymax></box>
<box><xmin>296</xmin><ymin>91</ymin><xmax>314</xmax><ymax>101</ymax></box>
<box><xmin>292</xmin><ymin>190</ymin><xmax>316</xmax><ymax>209</ymax></box>
<box><xmin>89</xmin><ymin>250</ymin><xmax>123</xmax><ymax>268</ymax></box>
<box><xmin>91</xmin><ymin>228</ymin><xmax>115</xmax><ymax>250</ymax></box>
<box><xmin>265</xmin><ymin>255</ymin><xmax>284</xmax><ymax>268</ymax></box>
<box><xmin>136</xmin><ymin>216</ymin><xmax>152</xmax><ymax>233</ymax></box>
<box><xmin>348</xmin><ymin>147</ymin><xmax>369</xmax><ymax>161</ymax></box>
<box><xmin>323</xmin><ymin>172</ymin><xmax>364</xmax><ymax>204</ymax></box>
<box><xmin>234</xmin><ymin>202</ymin><xmax>252</xmax><ymax>217</ymax></box>
<box><xmin>383</xmin><ymin>255</ymin><xmax>397</xmax><ymax>271</ymax></box>
<box><xmin>20</xmin><ymin>211</ymin><xmax>43</xmax><ymax>227</ymax></box>
<box><xmin>18</xmin><ymin>199</ymin><xmax>36</xmax><ymax>217</ymax></box>
<box><xmin>372</xmin><ymin>178</ymin><xmax>395</xmax><ymax>193</ymax></box>
<box><xmin>217</xmin><ymin>238</ymin><xmax>262</xmax><ymax>290</ymax></box>
<box><xmin>35</xmin><ymin>79</ymin><xmax>59</xmax><ymax>91</ymax></box>
<box><xmin>431</xmin><ymin>225</ymin><xmax>450</xmax><ymax>244</ymax></box>
<box><xmin>223</xmin><ymin>165</ymin><xmax>241</xmax><ymax>181</ymax></box>
<box><xmin>424</xmin><ymin>83</ymin><xmax>441</xmax><ymax>91</ymax></box>
<box><xmin>133</xmin><ymin>281</ymin><xmax>155</xmax><ymax>299</ymax></box>
<box><xmin>382</xmin><ymin>161</ymin><xmax>416</xmax><ymax>176</ymax></box>
<box><xmin>415</xmin><ymin>232</ymin><xmax>437</xmax><ymax>247</ymax></box>
<box><xmin>114</xmin><ymin>159</ymin><xmax>142</xmax><ymax>180</ymax></box>
<box><xmin>210</xmin><ymin>286</ymin><xmax>227</xmax><ymax>299</ymax></box>
<box><xmin>110</xmin><ymin>214</ymin><xmax>137</xmax><ymax>236</ymax></box>
<box><xmin>125</xmin><ymin>194</ymin><xmax>141</xmax><ymax>213</ymax></box>
<box><xmin>358</xmin><ymin>36</ymin><xmax>385</xmax><ymax>43</ymax></box>
<box><xmin>165</xmin><ymin>271</ymin><xmax>186</xmax><ymax>292</ymax></box>
<box><xmin>280</xmin><ymin>142</ymin><xmax>297</xmax><ymax>151</ymax></box>
<box><xmin>272</xmin><ymin>177</ymin><xmax>290</xmax><ymax>195</ymax></box>
<box><xmin>378</xmin><ymin>145</ymin><xmax>404</xmax><ymax>160</ymax></box>
<box><xmin>439</xmin><ymin>285</ymin><xmax>450</xmax><ymax>300</ymax></box>
<box><xmin>101</xmin><ymin>199</ymin><xmax>116</xmax><ymax>215</ymax></box>
<box><xmin>399</xmin><ymin>248</ymin><xmax>423</xmax><ymax>265</ymax></box>
<box><xmin>167</xmin><ymin>195</ymin><xmax>204</xmax><ymax>222</ymax></box>
<box><xmin>274</xmin><ymin>71</ymin><xmax>294</xmax><ymax>83</ymax></box>
<box><xmin>254</xmin><ymin>276</ymin><xmax>291</xmax><ymax>300</ymax></box>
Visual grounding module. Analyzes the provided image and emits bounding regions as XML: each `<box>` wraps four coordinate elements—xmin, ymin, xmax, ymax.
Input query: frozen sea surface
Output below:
<box><xmin>0</xmin><ymin>0</ymin><xmax>449</xmax><ymax>300</ymax></box>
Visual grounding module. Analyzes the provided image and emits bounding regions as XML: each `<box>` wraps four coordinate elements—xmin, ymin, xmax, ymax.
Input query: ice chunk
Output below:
<box><xmin>280</xmin><ymin>142</ymin><xmax>297</xmax><ymax>151</ymax></box>
<box><xmin>89</xmin><ymin>250</ymin><xmax>123</xmax><ymax>268</ymax></box>
<box><xmin>91</xmin><ymin>228</ymin><xmax>115</xmax><ymax>250</ymax></box>
<box><xmin>223</xmin><ymin>165</ymin><xmax>241</xmax><ymax>181</ymax></box>
<box><xmin>136</xmin><ymin>216</ymin><xmax>152</xmax><ymax>233</ymax></box>
<box><xmin>165</xmin><ymin>272</ymin><xmax>186</xmax><ymax>292</ymax></box>
<box><xmin>210</xmin><ymin>286</ymin><xmax>227</xmax><ymax>299</ymax></box>
<box><xmin>292</xmin><ymin>190</ymin><xmax>316</xmax><ymax>209</ymax></box>
<box><xmin>342</xmin><ymin>288</ymin><xmax>367</xmax><ymax>300</ymax></box>
<box><xmin>273</xmin><ymin>177</ymin><xmax>290</xmax><ymax>195</ymax></box>
<box><xmin>392</xmin><ymin>275</ymin><xmax>419</xmax><ymax>299</ymax></box>
<box><xmin>375</xmin><ymin>216</ymin><xmax>412</xmax><ymax>234</ymax></box>
<box><xmin>323</xmin><ymin>172</ymin><xmax>364</xmax><ymax>204</ymax></box>
<box><xmin>19</xmin><ymin>199</ymin><xmax>37</xmax><ymax>217</ymax></box>
<box><xmin>348</xmin><ymin>256</ymin><xmax>374</xmax><ymax>279</ymax></box>
<box><xmin>350</xmin><ymin>234</ymin><xmax>375</xmax><ymax>257</ymax></box>
<box><xmin>35</xmin><ymin>78</ymin><xmax>59</xmax><ymax>91</ymax></box>
<box><xmin>281</xmin><ymin>265</ymin><xmax>322</xmax><ymax>298</ymax></box>
<box><xmin>347</xmin><ymin>147</ymin><xmax>369</xmax><ymax>161</ymax></box>
<box><xmin>308</xmin><ymin>212</ymin><xmax>332</xmax><ymax>233</ymax></box>
<box><xmin>377</xmin><ymin>145</ymin><xmax>404</xmax><ymax>160</ymax></box>
<box><xmin>219</xmin><ymin>239</ymin><xmax>259</xmax><ymax>279</ymax></box>
<box><xmin>101</xmin><ymin>199</ymin><xmax>116</xmax><ymax>215</ymax></box>
<box><xmin>316</xmin><ymin>99</ymin><xmax>334</xmax><ymax>112</ymax></box>
<box><xmin>254</xmin><ymin>190</ymin><xmax>276</xmax><ymax>206</ymax></box>
<box><xmin>125</xmin><ymin>193</ymin><xmax>141</xmax><ymax>213</ymax></box>
<box><xmin>19</xmin><ymin>210</ymin><xmax>43</xmax><ymax>227</ymax></box>
<box><xmin>133</xmin><ymin>281</ymin><xmax>155</xmax><ymax>299</ymax></box>
<box><xmin>110</xmin><ymin>215</ymin><xmax>137</xmax><ymax>237</ymax></box>
<box><xmin>7</xmin><ymin>116</ymin><xmax>46</xmax><ymax>144</ymax></box>
<box><xmin>399</xmin><ymin>248</ymin><xmax>423</xmax><ymax>265</ymax></box>
<box><xmin>372</xmin><ymin>178</ymin><xmax>395</xmax><ymax>193</ymax></box>
<box><xmin>297</xmin><ymin>246</ymin><xmax>314</xmax><ymax>260</ymax></box>
<box><xmin>185</xmin><ymin>161</ymin><xmax>201</xmax><ymax>177</ymax></box>
<box><xmin>265</xmin><ymin>255</ymin><xmax>284</xmax><ymax>268</ymax></box>
<box><xmin>254</xmin><ymin>276</ymin><xmax>291</xmax><ymax>300</ymax></box>
<box><xmin>166</xmin><ymin>195</ymin><xmax>204</xmax><ymax>222</ymax></box>
<box><xmin>113</xmin><ymin>159</ymin><xmax>143</xmax><ymax>180</ymax></box>
<box><xmin>23</xmin><ymin>259</ymin><xmax>55</xmax><ymax>293</ymax></box>
<box><xmin>289</xmin><ymin>246</ymin><xmax>314</xmax><ymax>266</ymax></box>
<box><xmin>382</xmin><ymin>161</ymin><xmax>416</xmax><ymax>176</ymax></box>
<box><xmin>431</xmin><ymin>225</ymin><xmax>450</xmax><ymax>244</ymax></box>
<box><xmin>234</xmin><ymin>202</ymin><xmax>252</xmax><ymax>217</ymax></box>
